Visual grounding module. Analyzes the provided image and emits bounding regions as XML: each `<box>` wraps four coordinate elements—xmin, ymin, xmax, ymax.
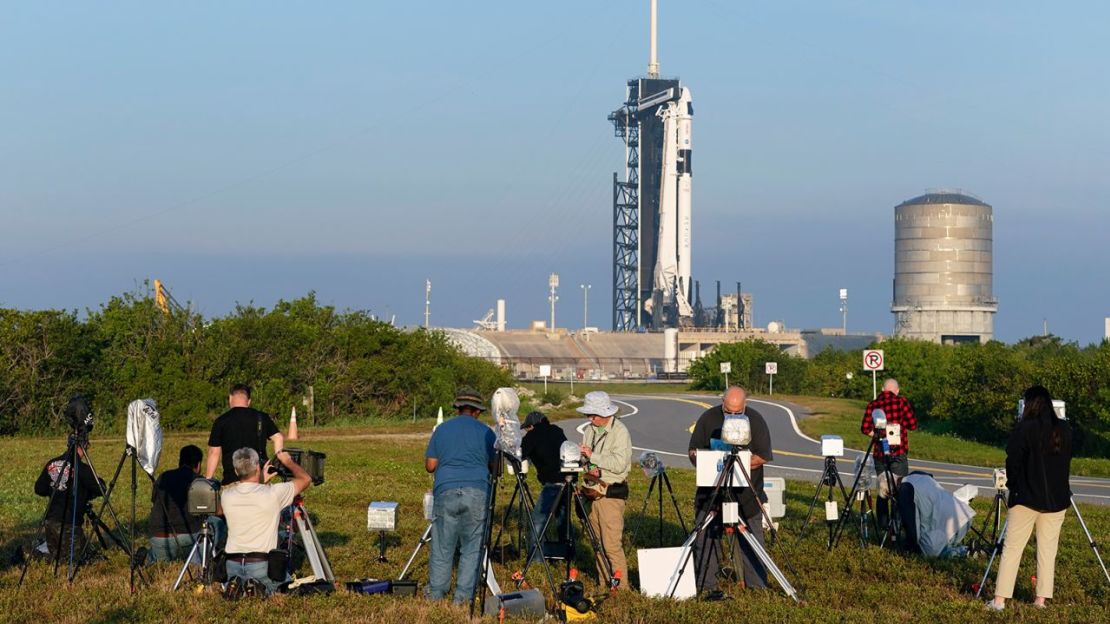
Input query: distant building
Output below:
<box><xmin>891</xmin><ymin>191</ymin><xmax>997</xmax><ymax>344</ymax></box>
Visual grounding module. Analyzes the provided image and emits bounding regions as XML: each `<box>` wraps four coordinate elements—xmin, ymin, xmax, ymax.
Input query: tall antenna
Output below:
<box><xmin>548</xmin><ymin>273</ymin><xmax>560</xmax><ymax>333</ymax></box>
<box><xmin>647</xmin><ymin>0</ymin><xmax>660</xmax><ymax>78</ymax></box>
<box><xmin>424</xmin><ymin>279</ymin><xmax>432</xmax><ymax>329</ymax></box>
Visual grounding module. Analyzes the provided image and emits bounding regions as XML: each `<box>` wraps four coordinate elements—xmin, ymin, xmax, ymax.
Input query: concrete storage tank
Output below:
<box><xmin>892</xmin><ymin>191</ymin><xmax>997</xmax><ymax>344</ymax></box>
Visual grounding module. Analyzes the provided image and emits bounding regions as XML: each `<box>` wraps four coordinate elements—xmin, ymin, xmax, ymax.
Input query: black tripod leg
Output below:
<box><xmin>830</xmin><ymin>438</ymin><xmax>877</xmax><ymax>548</ymax></box>
<box><xmin>519</xmin><ymin>482</ymin><xmax>566</xmax><ymax>581</ymax></box>
<box><xmin>663</xmin><ymin>472</ymin><xmax>688</xmax><ymax>534</ymax></box>
<box><xmin>640</xmin><ymin>474</ymin><xmax>657</xmax><ymax>515</ymax></box>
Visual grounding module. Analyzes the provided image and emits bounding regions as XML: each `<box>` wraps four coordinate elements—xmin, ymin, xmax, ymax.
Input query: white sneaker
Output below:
<box><xmin>984</xmin><ymin>600</ymin><xmax>1004</xmax><ymax>611</ymax></box>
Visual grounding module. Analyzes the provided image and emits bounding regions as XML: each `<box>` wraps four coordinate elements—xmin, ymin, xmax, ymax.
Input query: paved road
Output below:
<box><xmin>557</xmin><ymin>394</ymin><xmax>1110</xmax><ymax>506</ymax></box>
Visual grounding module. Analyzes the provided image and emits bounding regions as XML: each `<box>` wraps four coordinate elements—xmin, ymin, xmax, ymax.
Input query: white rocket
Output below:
<box><xmin>652</xmin><ymin>86</ymin><xmax>694</xmax><ymax>320</ymax></box>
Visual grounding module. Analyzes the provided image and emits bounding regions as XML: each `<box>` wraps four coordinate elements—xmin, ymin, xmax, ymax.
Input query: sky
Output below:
<box><xmin>1</xmin><ymin>1</ymin><xmax>1108</xmax><ymax>344</ymax></box>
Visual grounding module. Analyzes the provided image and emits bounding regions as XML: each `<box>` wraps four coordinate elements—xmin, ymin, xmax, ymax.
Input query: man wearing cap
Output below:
<box><xmin>424</xmin><ymin>387</ymin><xmax>497</xmax><ymax>604</ymax></box>
<box><xmin>578</xmin><ymin>391</ymin><xmax>631</xmax><ymax>589</ymax></box>
<box><xmin>687</xmin><ymin>386</ymin><xmax>772</xmax><ymax>596</ymax></box>
<box><xmin>521</xmin><ymin>411</ymin><xmax>568</xmax><ymax>563</ymax></box>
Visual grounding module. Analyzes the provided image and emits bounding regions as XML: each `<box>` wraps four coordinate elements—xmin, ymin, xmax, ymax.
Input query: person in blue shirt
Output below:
<box><xmin>424</xmin><ymin>387</ymin><xmax>497</xmax><ymax>604</ymax></box>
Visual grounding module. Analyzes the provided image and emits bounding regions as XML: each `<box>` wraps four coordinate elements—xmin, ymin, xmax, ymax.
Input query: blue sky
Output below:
<box><xmin>1</xmin><ymin>1</ymin><xmax>1107</xmax><ymax>343</ymax></box>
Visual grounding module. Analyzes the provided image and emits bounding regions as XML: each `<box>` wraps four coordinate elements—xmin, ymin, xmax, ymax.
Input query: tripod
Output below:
<box><xmin>86</xmin><ymin>444</ymin><xmax>154</xmax><ymax>592</ymax></box>
<box><xmin>640</xmin><ymin>467</ymin><xmax>687</xmax><ymax>547</ymax></box>
<box><xmin>967</xmin><ymin>487</ymin><xmax>1006</xmax><ymax>555</ymax></box>
<box><xmin>18</xmin><ymin>435</ymin><xmax>131</xmax><ymax>587</ymax></box>
<box><xmin>172</xmin><ymin>518</ymin><xmax>217</xmax><ymax>591</ymax></box>
<box><xmin>665</xmin><ymin>448</ymin><xmax>799</xmax><ymax>602</ymax></box>
<box><xmin>281</xmin><ymin>496</ymin><xmax>334</xmax><ymax>584</ymax></box>
<box><xmin>472</xmin><ymin>452</ymin><xmax>559</xmax><ymax>618</ymax></box>
<box><xmin>398</xmin><ymin>522</ymin><xmax>433</xmax><ymax>581</ymax></box>
<box><xmin>830</xmin><ymin>436</ymin><xmax>900</xmax><ymax>550</ymax></box>
<box><xmin>490</xmin><ymin>463</ymin><xmax>538</xmax><ymax>563</ymax></box>
<box><xmin>976</xmin><ymin>496</ymin><xmax>1110</xmax><ymax>598</ymax></box>
<box><xmin>801</xmin><ymin>456</ymin><xmax>850</xmax><ymax>547</ymax></box>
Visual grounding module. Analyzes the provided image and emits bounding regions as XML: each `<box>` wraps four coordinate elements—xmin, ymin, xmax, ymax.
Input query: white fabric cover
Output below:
<box><xmin>125</xmin><ymin>398</ymin><xmax>163</xmax><ymax>475</ymax></box>
<box><xmin>903</xmin><ymin>472</ymin><xmax>976</xmax><ymax>557</ymax></box>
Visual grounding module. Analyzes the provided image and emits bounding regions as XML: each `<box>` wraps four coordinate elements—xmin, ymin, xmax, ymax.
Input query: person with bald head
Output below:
<box><xmin>861</xmin><ymin>377</ymin><xmax>917</xmax><ymax>531</ymax></box>
<box><xmin>687</xmin><ymin>385</ymin><xmax>773</xmax><ymax>597</ymax></box>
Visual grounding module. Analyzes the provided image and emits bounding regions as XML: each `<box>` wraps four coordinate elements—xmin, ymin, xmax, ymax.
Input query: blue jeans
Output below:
<box><xmin>147</xmin><ymin>534</ymin><xmax>196</xmax><ymax>564</ymax></box>
<box><xmin>528</xmin><ymin>483</ymin><xmax>568</xmax><ymax>563</ymax></box>
<box><xmin>226</xmin><ymin>559</ymin><xmax>279</xmax><ymax>596</ymax></box>
<box><xmin>426</xmin><ymin>486</ymin><xmax>488</xmax><ymax>604</ymax></box>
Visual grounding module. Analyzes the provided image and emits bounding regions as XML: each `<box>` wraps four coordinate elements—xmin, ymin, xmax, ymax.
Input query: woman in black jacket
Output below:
<box><xmin>987</xmin><ymin>385</ymin><xmax>1072</xmax><ymax>611</ymax></box>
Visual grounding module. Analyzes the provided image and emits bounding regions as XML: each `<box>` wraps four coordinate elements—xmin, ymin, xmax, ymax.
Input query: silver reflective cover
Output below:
<box><xmin>491</xmin><ymin>387</ymin><xmax>522</xmax><ymax>457</ymax></box>
<box><xmin>126</xmin><ymin>398</ymin><xmax>163</xmax><ymax>475</ymax></box>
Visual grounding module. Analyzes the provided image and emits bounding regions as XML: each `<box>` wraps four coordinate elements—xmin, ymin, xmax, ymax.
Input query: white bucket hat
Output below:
<box><xmin>576</xmin><ymin>391</ymin><xmax>619</xmax><ymax>418</ymax></box>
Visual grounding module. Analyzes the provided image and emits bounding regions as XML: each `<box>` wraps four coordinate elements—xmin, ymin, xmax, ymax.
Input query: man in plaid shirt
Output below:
<box><xmin>861</xmin><ymin>378</ymin><xmax>917</xmax><ymax>529</ymax></box>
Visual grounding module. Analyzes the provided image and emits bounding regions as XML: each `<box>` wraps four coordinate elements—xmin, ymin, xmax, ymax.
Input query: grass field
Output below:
<box><xmin>783</xmin><ymin>394</ymin><xmax>1110</xmax><ymax>478</ymax></box>
<box><xmin>1</xmin><ymin>427</ymin><xmax>1107</xmax><ymax>623</ymax></box>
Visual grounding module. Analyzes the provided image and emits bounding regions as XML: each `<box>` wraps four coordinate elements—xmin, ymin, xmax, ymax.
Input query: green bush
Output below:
<box><xmin>688</xmin><ymin>337</ymin><xmax>1110</xmax><ymax>458</ymax></box>
<box><xmin>0</xmin><ymin>287</ymin><xmax>511</xmax><ymax>434</ymax></box>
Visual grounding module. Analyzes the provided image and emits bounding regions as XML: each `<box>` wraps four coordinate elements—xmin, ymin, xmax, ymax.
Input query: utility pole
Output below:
<box><xmin>580</xmin><ymin>284</ymin><xmax>591</xmax><ymax>330</ymax></box>
<box><xmin>548</xmin><ymin>273</ymin><xmax>559</xmax><ymax>333</ymax></box>
<box><xmin>424</xmin><ymin>279</ymin><xmax>431</xmax><ymax>329</ymax></box>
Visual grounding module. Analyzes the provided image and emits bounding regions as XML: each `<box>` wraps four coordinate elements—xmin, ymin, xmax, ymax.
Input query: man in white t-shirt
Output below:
<box><xmin>221</xmin><ymin>446</ymin><xmax>312</xmax><ymax>595</ymax></box>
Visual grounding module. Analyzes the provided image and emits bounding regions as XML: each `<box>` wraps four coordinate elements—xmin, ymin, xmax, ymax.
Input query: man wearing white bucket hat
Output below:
<box><xmin>577</xmin><ymin>391</ymin><xmax>631</xmax><ymax>588</ymax></box>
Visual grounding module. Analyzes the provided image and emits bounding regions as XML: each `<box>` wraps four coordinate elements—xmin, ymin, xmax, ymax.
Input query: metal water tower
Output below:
<box><xmin>891</xmin><ymin>191</ymin><xmax>997</xmax><ymax>344</ymax></box>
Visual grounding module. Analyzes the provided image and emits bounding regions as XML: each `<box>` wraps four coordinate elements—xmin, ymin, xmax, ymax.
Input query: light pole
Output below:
<box><xmin>580</xmin><ymin>284</ymin><xmax>591</xmax><ymax>330</ymax></box>
<box><xmin>548</xmin><ymin>273</ymin><xmax>559</xmax><ymax>333</ymax></box>
<box><xmin>839</xmin><ymin>288</ymin><xmax>848</xmax><ymax>334</ymax></box>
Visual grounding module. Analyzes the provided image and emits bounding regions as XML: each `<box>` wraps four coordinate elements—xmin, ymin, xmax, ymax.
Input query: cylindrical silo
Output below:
<box><xmin>892</xmin><ymin>191</ymin><xmax>998</xmax><ymax>344</ymax></box>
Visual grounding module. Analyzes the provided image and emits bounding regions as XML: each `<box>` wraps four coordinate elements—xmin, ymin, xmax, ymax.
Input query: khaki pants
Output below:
<box><xmin>994</xmin><ymin>505</ymin><xmax>1066</xmax><ymax>599</ymax></box>
<box><xmin>586</xmin><ymin>497</ymin><xmax>627</xmax><ymax>589</ymax></box>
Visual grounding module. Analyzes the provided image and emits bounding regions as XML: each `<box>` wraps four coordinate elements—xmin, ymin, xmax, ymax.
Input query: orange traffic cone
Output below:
<box><xmin>288</xmin><ymin>406</ymin><xmax>299</xmax><ymax>441</ymax></box>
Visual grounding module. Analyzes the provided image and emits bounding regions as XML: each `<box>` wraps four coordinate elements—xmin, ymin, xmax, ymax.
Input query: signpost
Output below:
<box><xmin>765</xmin><ymin>362</ymin><xmax>778</xmax><ymax>395</ymax></box>
<box><xmin>719</xmin><ymin>361</ymin><xmax>732</xmax><ymax>389</ymax></box>
<box><xmin>862</xmin><ymin>349</ymin><xmax>884</xmax><ymax>399</ymax></box>
<box><xmin>539</xmin><ymin>364</ymin><xmax>552</xmax><ymax>394</ymax></box>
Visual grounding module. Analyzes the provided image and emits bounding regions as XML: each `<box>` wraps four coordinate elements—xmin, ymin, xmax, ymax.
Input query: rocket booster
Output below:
<box><xmin>652</xmin><ymin>87</ymin><xmax>694</xmax><ymax>320</ymax></box>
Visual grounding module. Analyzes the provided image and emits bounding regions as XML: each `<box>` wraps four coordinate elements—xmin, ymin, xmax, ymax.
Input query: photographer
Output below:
<box><xmin>34</xmin><ymin>442</ymin><xmax>105</xmax><ymax>561</ymax></box>
<box><xmin>687</xmin><ymin>386</ymin><xmax>772</xmax><ymax>595</ymax></box>
<box><xmin>861</xmin><ymin>378</ymin><xmax>917</xmax><ymax>530</ymax></box>
<box><xmin>577</xmin><ymin>391</ymin><xmax>631</xmax><ymax>589</ymax></box>
<box><xmin>987</xmin><ymin>386</ymin><xmax>1072</xmax><ymax>612</ymax></box>
<box><xmin>147</xmin><ymin>445</ymin><xmax>204</xmax><ymax>563</ymax></box>
<box><xmin>424</xmin><ymin>388</ymin><xmax>497</xmax><ymax>604</ymax></box>
<box><xmin>221</xmin><ymin>447</ymin><xmax>312</xmax><ymax>596</ymax></box>
<box><xmin>205</xmin><ymin>384</ymin><xmax>284</xmax><ymax>485</ymax></box>
<box><xmin>520</xmin><ymin>411</ymin><xmax>568</xmax><ymax>563</ymax></box>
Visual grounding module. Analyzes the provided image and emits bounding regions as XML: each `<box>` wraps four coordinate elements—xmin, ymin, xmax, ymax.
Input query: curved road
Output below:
<box><xmin>558</xmin><ymin>394</ymin><xmax>1110</xmax><ymax>505</ymax></box>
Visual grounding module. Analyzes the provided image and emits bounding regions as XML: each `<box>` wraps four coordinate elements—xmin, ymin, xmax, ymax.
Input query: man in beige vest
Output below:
<box><xmin>578</xmin><ymin>391</ymin><xmax>631</xmax><ymax>588</ymax></box>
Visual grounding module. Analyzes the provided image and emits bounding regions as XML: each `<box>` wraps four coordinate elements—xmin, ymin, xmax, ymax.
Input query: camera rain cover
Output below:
<box><xmin>491</xmin><ymin>387</ymin><xmax>522</xmax><ymax>456</ymax></box>
<box><xmin>126</xmin><ymin>398</ymin><xmax>163</xmax><ymax>475</ymax></box>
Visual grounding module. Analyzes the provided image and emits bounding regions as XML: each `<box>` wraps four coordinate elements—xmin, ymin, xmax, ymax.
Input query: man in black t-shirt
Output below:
<box><xmin>520</xmin><ymin>412</ymin><xmax>568</xmax><ymax>562</ymax></box>
<box><xmin>205</xmin><ymin>384</ymin><xmax>284</xmax><ymax>485</ymax></box>
<box><xmin>687</xmin><ymin>386</ymin><xmax>773</xmax><ymax>595</ymax></box>
<box><xmin>147</xmin><ymin>445</ymin><xmax>204</xmax><ymax>563</ymax></box>
<box><xmin>34</xmin><ymin>443</ymin><xmax>105</xmax><ymax>561</ymax></box>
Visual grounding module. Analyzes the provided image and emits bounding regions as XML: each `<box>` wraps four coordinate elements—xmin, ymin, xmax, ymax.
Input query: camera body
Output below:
<box><xmin>558</xmin><ymin>578</ymin><xmax>592</xmax><ymax>615</ymax></box>
<box><xmin>993</xmin><ymin>469</ymin><xmax>1007</xmax><ymax>491</ymax></box>
<box><xmin>65</xmin><ymin>396</ymin><xmax>94</xmax><ymax>445</ymax></box>
<box><xmin>271</xmin><ymin>448</ymin><xmax>327</xmax><ymax>485</ymax></box>
<box><xmin>560</xmin><ymin>441</ymin><xmax>585</xmax><ymax>473</ymax></box>
<box><xmin>187</xmin><ymin>477</ymin><xmax>221</xmax><ymax>516</ymax></box>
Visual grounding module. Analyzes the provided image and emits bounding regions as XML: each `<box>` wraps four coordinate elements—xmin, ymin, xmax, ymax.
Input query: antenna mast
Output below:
<box><xmin>648</xmin><ymin>0</ymin><xmax>660</xmax><ymax>78</ymax></box>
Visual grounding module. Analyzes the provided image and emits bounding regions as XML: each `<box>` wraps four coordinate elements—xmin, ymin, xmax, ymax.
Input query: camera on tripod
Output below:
<box><xmin>993</xmin><ymin>469</ymin><xmax>1007</xmax><ymax>491</ymax></box>
<box><xmin>560</xmin><ymin>441</ymin><xmax>586</xmax><ymax>473</ymax></box>
<box><xmin>65</xmin><ymin>396</ymin><xmax>95</xmax><ymax>446</ymax></box>
<box><xmin>270</xmin><ymin>448</ymin><xmax>327</xmax><ymax>485</ymax></box>
<box><xmin>558</xmin><ymin>576</ymin><xmax>593</xmax><ymax>615</ymax></box>
<box><xmin>639</xmin><ymin>451</ymin><xmax>663</xmax><ymax>478</ymax></box>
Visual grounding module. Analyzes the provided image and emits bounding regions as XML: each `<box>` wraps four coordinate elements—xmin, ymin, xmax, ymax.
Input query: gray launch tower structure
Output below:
<box><xmin>609</xmin><ymin>0</ymin><xmax>692</xmax><ymax>332</ymax></box>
